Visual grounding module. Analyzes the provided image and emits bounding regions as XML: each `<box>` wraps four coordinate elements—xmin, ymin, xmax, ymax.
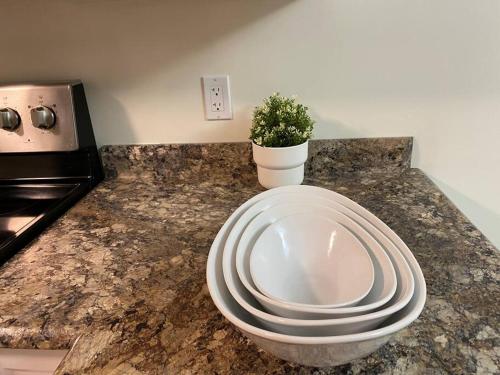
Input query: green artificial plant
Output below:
<box><xmin>250</xmin><ymin>93</ymin><xmax>314</xmax><ymax>147</ymax></box>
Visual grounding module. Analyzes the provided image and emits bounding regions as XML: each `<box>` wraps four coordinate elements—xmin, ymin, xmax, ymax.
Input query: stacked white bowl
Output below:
<box><xmin>206</xmin><ymin>185</ymin><xmax>426</xmax><ymax>367</ymax></box>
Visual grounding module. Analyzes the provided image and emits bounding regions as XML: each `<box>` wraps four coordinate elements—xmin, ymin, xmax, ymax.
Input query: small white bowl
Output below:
<box><xmin>250</xmin><ymin>213</ymin><xmax>375</xmax><ymax>308</ymax></box>
<box><xmin>207</xmin><ymin>185</ymin><xmax>426</xmax><ymax>367</ymax></box>
<box><xmin>234</xmin><ymin>200</ymin><xmax>402</xmax><ymax>319</ymax></box>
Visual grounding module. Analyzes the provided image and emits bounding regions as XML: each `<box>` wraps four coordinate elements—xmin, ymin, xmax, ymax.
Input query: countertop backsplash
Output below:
<box><xmin>100</xmin><ymin>137</ymin><xmax>413</xmax><ymax>182</ymax></box>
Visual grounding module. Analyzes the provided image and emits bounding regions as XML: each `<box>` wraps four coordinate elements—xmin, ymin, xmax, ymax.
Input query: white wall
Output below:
<box><xmin>1</xmin><ymin>0</ymin><xmax>499</xmax><ymax>248</ymax></box>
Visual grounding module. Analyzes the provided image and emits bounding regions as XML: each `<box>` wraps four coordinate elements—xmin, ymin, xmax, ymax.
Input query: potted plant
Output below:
<box><xmin>250</xmin><ymin>93</ymin><xmax>314</xmax><ymax>189</ymax></box>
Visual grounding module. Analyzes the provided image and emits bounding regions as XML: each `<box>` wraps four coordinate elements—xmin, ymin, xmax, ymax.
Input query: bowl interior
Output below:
<box><xmin>250</xmin><ymin>213</ymin><xmax>374</xmax><ymax>307</ymax></box>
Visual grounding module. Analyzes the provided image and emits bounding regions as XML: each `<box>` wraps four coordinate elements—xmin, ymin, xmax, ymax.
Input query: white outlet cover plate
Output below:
<box><xmin>202</xmin><ymin>75</ymin><xmax>233</xmax><ymax>120</ymax></box>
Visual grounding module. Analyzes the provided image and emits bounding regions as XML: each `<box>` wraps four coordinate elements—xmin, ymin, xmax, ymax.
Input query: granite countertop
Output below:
<box><xmin>0</xmin><ymin>138</ymin><xmax>498</xmax><ymax>374</ymax></box>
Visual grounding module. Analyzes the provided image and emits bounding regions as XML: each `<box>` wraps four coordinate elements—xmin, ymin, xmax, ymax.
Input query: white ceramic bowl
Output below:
<box><xmin>207</xmin><ymin>185</ymin><xmax>426</xmax><ymax>367</ymax></box>
<box><xmin>250</xmin><ymin>213</ymin><xmax>375</xmax><ymax>308</ymax></box>
<box><xmin>251</xmin><ymin>213</ymin><xmax>375</xmax><ymax>308</ymax></box>
<box><xmin>224</xmin><ymin>199</ymin><xmax>411</xmax><ymax>335</ymax></box>
<box><xmin>233</xmin><ymin>200</ymin><xmax>403</xmax><ymax>319</ymax></box>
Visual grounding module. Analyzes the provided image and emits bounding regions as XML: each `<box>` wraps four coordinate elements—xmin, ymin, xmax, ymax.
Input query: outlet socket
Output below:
<box><xmin>202</xmin><ymin>75</ymin><xmax>232</xmax><ymax>120</ymax></box>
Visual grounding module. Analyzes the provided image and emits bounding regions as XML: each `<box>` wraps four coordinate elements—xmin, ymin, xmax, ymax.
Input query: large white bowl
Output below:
<box><xmin>223</xmin><ymin>199</ymin><xmax>411</xmax><ymax>335</ymax></box>
<box><xmin>207</xmin><ymin>185</ymin><xmax>426</xmax><ymax>366</ymax></box>
<box><xmin>239</xmin><ymin>202</ymin><xmax>396</xmax><ymax>317</ymax></box>
<box><xmin>251</xmin><ymin>213</ymin><xmax>375</xmax><ymax>308</ymax></box>
<box><xmin>234</xmin><ymin>195</ymin><xmax>411</xmax><ymax>319</ymax></box>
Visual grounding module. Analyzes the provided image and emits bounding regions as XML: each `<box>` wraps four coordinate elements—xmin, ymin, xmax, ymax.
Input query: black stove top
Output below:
<box><xmin>0</xmin><ymin>184</ymin><xmax>78</xmax><ymax>241</ymax></box>
<box><xmin>0</xmin><ymin>182</ymin><xmax>90</xmax><ymax>264</ymax></box>
<box><xmin>0</xmin><ymin>81</ymin><xmax>103</xmax><ymax>265</ymax></box>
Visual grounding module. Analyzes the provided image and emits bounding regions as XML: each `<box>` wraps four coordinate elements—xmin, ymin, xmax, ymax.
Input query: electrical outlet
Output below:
<box><xmin>210</xmin><ymin>86</ymin><xmax>224</xmax><ymax>112</ymax></box>
<box><xmin>202</xmin><ymin>75</ymin><xmax>232</xmax><ymax>120</ymax></box>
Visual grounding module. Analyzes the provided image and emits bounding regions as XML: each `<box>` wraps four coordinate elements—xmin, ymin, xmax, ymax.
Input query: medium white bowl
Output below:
<box><xmin>224</xmin><ymin>199</ymin><xmax>411</xmax><ymax>335</ymax></box>
<box><xmin>250</xmin><ymin>213</ymin><xmax>375</xmax><ymax>308</ymax></box>
<box><xmin>207</xmin><ymin>185</ymin><xmax>426</xmax><ymax>367</ymax></box>
<box><xmin>233</xmin><ymin>199</ymin><xmax>404</xmax><ymax>319</ymax></box>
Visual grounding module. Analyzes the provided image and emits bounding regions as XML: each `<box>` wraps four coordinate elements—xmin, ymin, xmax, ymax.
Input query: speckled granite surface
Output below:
<box><xmin>0</xmin><ymin>137</ymin><xmax>498</xmax><ymax>374</ymax></box>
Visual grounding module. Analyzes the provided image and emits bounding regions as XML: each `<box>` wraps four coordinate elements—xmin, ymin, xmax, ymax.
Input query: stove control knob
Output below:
<box><xmin>31</xmin><ymin>106</ymin><xmax>56</xmax><ymax>129</ymax></box>
<box><xmin>0</xmin><ymin>107</ymin><xmax>21</xmax><ymax>131</ymax></box>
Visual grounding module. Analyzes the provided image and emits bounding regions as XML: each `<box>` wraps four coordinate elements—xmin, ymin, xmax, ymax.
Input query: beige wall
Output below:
<box><xmin>1</xmin><ymin>0</ymin><xmax>499</xmax><ymax>248</ymax></box>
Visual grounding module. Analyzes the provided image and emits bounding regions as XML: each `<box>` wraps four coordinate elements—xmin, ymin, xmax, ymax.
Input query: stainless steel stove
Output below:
<box><xmin>0</xmin><ymin>81</ymin><xmax>103</xmax><ymax>265</ymax></box>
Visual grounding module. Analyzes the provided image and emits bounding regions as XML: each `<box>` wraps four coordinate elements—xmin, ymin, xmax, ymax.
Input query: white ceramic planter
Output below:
<box><xmin>252</xmin><ymin>141</ymin><xmax>308</xmax><ymax>189</ymax></box>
